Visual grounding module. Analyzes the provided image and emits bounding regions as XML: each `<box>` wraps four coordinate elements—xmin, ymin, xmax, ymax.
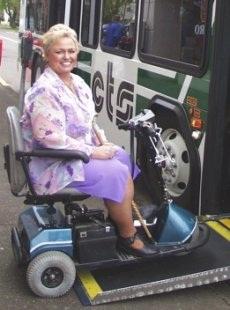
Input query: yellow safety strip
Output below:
<box><xmin>206</xmin><ymin>220</ymin><xmax>230</xmax><ymax>242</ymax></box>
<box><xmin>219</xmin><ymin>218</ymin><xmax>230</xmax><ymax>229</ymax></box>
<box><xmin>76</xmin><ymin>269</ymin><xmax>103</xmax><ymax>300</ymax></box>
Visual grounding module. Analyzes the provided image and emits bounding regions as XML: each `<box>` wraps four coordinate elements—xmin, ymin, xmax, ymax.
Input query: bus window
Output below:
<box><xmin>25</xmin><ymin>0</ymin><xmax>65</xmax><ymax>34</ymax></box>
<box><xmin>81</xmin><ymin>0</ymin><xmax>100</xmax><ymax>48</ymax></box>
<box><xmin>139</xmin><ymin>0</ymin><xmax>209</xmax><ymax>73</ymax></box>
<box><xmin>69</xmin><ymin>0</ymin><xmax>81</xmax><ymax>37</ymax></box>
<box><xmin>48</xmin><ymin>0</ymin><xmax>66</xmax><ymax>27</ymax></box>
<box><xmin>26</xmin><ymin>0</ymin><xmax>49</xmax><ymax>33</ymax></box>
<box><xmin>101</xmin><ymin>0</ymin><xmax>137</xmax><ymax>56</ymax></box>
<box><xmin>26</xmin><ymin>0</ymin><xmax>34</xmax><ymax>30</ymax></box>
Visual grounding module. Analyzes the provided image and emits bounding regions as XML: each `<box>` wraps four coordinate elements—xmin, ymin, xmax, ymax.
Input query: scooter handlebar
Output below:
<box><xmin>118</xmin><ymin>109</ymin><xmax>155</xmax><ymax>131</ymax></box>
<box><xmin>117</xmin><ymin>123</ymin><xmax>132</xmax><ymax>130</ymax></box>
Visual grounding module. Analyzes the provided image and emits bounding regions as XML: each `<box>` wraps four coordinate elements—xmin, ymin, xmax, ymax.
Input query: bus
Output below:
<box><xmin>18</xmin><ymin>0</ymin><xmax>230</xmax><ymax>216</ymax></box>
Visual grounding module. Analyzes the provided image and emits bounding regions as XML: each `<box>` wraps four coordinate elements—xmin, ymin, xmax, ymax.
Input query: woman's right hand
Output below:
<box><xmin>91</xmin><ymin>145</ymin><xmax>118</xmax><ymax>160</ymax></box>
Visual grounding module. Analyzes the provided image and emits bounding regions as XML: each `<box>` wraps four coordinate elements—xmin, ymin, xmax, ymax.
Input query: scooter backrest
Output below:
<box><xmin>6</xmin><ymin>106</ymin><xmax>27</xmax><ymax>195</ymax></box>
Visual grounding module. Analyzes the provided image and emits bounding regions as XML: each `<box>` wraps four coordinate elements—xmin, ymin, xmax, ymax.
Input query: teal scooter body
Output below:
<box><xmin>156</xmin><ymin>202</ymin><xmax>197</xmax><ymax>245</ymax></box>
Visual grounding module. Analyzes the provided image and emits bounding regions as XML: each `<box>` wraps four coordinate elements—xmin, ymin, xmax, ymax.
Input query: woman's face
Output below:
<box><xmin>46</xmin><ymin>37</ymin><xmax>78</xmax><ymax>77</ymax></box>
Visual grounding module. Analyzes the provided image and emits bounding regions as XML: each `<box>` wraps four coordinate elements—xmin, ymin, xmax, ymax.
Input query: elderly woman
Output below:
<box><xmin>20</xmin><ymin>24</ymin><xmax>156</xmax><ymax>257</ymax></box>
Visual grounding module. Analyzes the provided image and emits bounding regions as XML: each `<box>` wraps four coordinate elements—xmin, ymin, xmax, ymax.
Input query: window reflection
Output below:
<box><xmin>26</xmin><ymin>0</ymin><xmax>49</xmax><ymax>33</ymax></box>
<box><xmin>101</xmin><ymin>0</ymin><xmax>136</xmax><ymax>53</ymax></box>
<box><xmin>69</xmin><ymin>0</ymin><xmax>81</xmax><ymax>37</ymax></box>
<box><xmin>81</xmin><ymin>0</ymin><xmax>100</xmax><ymax>47</ymax></box>
<box><xmin>25</xmin><ymin>0</ymin><xmax>65</xmax><ymax>34</ymax></box>
<box><xmin>140</xmin><ymin>0</ymin><xmax>208</xmax><ymax>66</ymax></box>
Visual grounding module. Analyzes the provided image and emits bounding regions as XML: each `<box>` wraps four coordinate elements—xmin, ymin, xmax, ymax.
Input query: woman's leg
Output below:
<box><xmin>67</xmin><ymin>159</ymin><xmax>156</xmax><ymax>255</ymax></box>
<box><xmin>104</xmin><ymin>175</ymin><xmax>144</xmax><ymax>250</ymax></box>
<box><xmin>113</xmin><ymin>147</ymin><xmax>140</xmax><ymax>179</ymax></box>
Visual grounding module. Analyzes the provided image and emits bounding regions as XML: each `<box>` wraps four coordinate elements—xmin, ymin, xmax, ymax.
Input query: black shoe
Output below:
<box><xmin>117</xmin><ymin>232</ymin><xmax>158</xmax><ymax>257</ymax></box>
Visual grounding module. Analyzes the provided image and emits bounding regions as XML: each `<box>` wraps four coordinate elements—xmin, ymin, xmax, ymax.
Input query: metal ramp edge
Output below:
<box><xmin>74</xmin><ymin>266</ymin><xmax>230</xmax><ymax>305</ymax></box>
<box><xmin>74</xmin><ymin>218</ymin><xmax>230</xmax><ymax>305</ymax></box>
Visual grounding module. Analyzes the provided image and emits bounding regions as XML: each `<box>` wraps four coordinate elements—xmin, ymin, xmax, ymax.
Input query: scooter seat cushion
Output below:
<box><xmin>38</xmin><ymin>188</ymin><xmax>90</xmax><ymax>202</ymax></box>
<box><xmin>55</xmin><ymin>187</ymin><xmax>90</xmax><ymax>196</ymax></box>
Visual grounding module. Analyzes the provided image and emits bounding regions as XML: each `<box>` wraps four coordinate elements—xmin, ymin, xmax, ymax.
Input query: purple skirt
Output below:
<box><xmin>67</xmin><ymin>147</ymin><xmax>140</xmax><ymax>203</ymax></box>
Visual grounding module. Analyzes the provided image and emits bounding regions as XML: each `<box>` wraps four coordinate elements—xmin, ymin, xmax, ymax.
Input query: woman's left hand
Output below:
<box><xmin>91</xmin><ymin>144</ymin><xmax>118</xmax><ymax>160</ymax></box>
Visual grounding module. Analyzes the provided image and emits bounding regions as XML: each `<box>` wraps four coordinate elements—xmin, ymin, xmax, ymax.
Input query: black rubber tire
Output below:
<box><xmin>26</xmin><ymin>251</ymin><xmax>76</xmax><ymax>298</ymax></box>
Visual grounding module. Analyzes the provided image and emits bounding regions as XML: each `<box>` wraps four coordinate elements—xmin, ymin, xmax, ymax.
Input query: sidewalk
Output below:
<box><xmin>0</xmin><ymin>22</ymin><xmax>18</xmax><ymax>31</ymax></box>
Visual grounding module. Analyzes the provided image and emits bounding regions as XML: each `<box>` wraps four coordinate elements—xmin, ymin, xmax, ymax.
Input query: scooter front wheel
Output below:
<box><xmin>26</xmin><ymin>251</ymin><xmax>76</xmax><ymax>298</ymax></box>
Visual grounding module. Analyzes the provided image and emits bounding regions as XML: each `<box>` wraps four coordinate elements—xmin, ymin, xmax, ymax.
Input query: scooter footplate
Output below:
<box><xmin>117</xmin><ymin>252</ymin><xmax>136</xmax><ymax>261</ymax></box>
<box><xmin>74</xmin><ymin>223</ymin><xmax>230</xmax><ymax>305</ymax></box>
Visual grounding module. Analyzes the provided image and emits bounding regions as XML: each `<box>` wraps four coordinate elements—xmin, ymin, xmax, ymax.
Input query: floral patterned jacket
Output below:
<box><xmin>20</xmin><ymin>67</ymin><xmax>99</xmax><ymax>195</ymax></box>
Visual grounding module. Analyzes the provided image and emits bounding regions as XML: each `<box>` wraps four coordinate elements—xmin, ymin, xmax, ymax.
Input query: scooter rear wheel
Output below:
<box><xmin>26</xmin><ymin>251</ymin><xmax>76</xmax><ymax>298</ymax></box>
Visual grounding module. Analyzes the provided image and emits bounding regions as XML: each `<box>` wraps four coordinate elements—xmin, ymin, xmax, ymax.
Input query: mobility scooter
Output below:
<box><xmin>3</xmin><ymin>105</ymin><xmax>209</xmax><ymax>298</ymax></box>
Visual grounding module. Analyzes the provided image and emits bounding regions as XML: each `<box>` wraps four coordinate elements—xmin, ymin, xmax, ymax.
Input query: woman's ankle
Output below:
<box><xmin>131</xmin><ymin>237</ymin><xmax>144</xmax><ymax>249</ymax></box>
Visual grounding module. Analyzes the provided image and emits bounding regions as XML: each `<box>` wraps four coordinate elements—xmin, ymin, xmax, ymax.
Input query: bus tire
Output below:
<box><xmin>31</xmin><ymin>55</ymin><xmax>44</xmax><ymax>86</ymax></box>
<box><xmin>140</xmin><ymin>95</ymin><xmax>201</xmax><ymax>214</ymax></box>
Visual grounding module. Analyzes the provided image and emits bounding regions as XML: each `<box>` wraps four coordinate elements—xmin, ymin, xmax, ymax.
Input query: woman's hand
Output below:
<box><xmin>91</xmin><ymin>145</ymin><xmax>118</xmax><ymax>160</ymax></box>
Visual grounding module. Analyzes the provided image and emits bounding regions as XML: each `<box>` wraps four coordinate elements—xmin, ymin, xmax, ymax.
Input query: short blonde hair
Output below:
<box><xmin>42</xmin><ymin>24</ymin><xmax>79</xmax><ymax>58</ymax></box>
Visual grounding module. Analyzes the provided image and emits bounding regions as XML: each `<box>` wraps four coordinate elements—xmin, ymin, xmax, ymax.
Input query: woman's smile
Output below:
<box><xmin>46</xmin><ymin>37</ymin><xmax>77</xmax><ymax>79</ymax></box>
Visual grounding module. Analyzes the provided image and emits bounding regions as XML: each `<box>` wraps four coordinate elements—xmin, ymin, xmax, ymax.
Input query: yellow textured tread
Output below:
<box><xmin>219</xmin><ymin>218</ymin><xmax>230</xmax><ymax>229</ymax></box>
<box><xmin>206</xmin><ymin>220</ymin><xmax>230</xmax><ymax>241</ymax></box>
<box><xmin>76</xmin><ymin>269</ymin><xmax>102</xmax><ymax>300</ymax></box>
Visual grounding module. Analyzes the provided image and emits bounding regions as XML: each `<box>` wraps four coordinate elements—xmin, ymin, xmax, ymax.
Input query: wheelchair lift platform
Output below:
<box><xmin>74</xmin><ymin>217</ymin><xmax>230</xmax><ymax>305</ymax></box>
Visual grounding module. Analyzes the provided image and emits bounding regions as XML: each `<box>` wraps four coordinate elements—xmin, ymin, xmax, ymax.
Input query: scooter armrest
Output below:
<box><xmin>16</xmin><ymin>149</ymin><xmax>90</xmax><ymax>163</ymax></box>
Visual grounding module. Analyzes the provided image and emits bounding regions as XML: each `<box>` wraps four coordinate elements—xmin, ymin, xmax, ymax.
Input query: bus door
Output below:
<box><xmin>201</xmin><ymin>0</ymin><xmax>230</xmax><ymax>215</ymax></box>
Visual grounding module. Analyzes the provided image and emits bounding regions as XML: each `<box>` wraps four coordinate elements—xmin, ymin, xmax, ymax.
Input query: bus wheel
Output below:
<box><xmin>141</xmin><ymin>95</ymin><xmax>201</xmax><ymax>213</ymax></box>
<box><xmin>138</xmin><ymin>123</ymin><xmax>199</xmax><ymax>214</ymax></box>
<box><xmin>140</xmin><ymin>123</ymin><xmax>198</xmax><ymax>213</ymax></box>
<box><xmin>26</xmin><ymin>251</ymin><xmax>76</xmax><ymax>298</ymax></box>
<box><xmin>31</xmin><ymin>56</ymin><xmax>44</xmax><ymax>85</ymax></box>
<box><xmin>157</xmin><ymin>128</ymin><xmax>190</xmax><ymax>197</ymax></box>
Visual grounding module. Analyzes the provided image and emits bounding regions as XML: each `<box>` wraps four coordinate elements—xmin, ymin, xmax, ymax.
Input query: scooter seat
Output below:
<box><xmin>5</xmin><ymin>106</ymin><xmax>91</xmax><ymax>205</ymax></box>
<box><xmin>54</xmin><ymin>188</ymin><xmax>90</xmax><ymax>198</ymax></box>
<box><xmin>24</xmin><ymin>188</ymin><xmax>91</xmax><ymax>205</ymax></box>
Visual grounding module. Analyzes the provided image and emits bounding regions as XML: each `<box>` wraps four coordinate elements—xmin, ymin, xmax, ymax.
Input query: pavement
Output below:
<box><xmin>0</xmin><ymin>84</ymin><xmax>229</xmax><ymax>310</ymax></box>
